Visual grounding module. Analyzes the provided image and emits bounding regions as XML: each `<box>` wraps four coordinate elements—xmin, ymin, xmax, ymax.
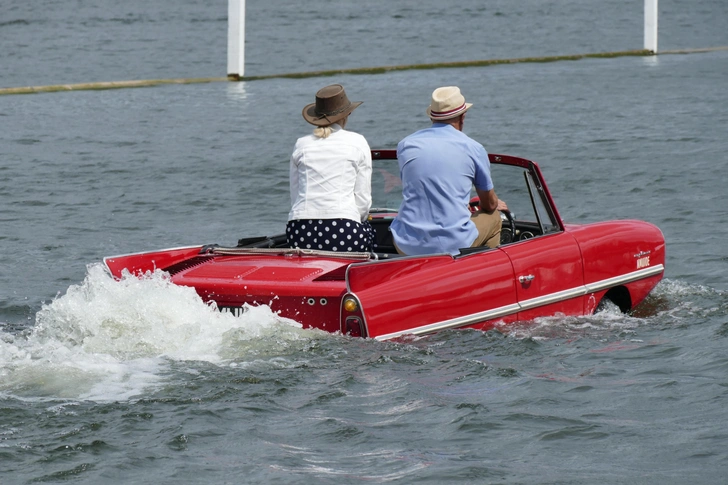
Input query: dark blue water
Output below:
<box><xmin>1</xmin><ymin>1</ymin><xmax>727</xmax><ymax>483</ymax></box>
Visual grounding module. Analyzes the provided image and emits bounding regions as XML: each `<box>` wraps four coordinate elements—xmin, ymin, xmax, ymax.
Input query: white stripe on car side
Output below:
<box><xmin>372</xmin><ymin>264</ymin><xmax>665</xmax><ymax>341</ymax></box>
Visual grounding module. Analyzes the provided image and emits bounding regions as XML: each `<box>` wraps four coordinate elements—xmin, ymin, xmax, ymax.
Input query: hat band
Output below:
<box><xmin>430</xmin><ymin>103</ymin><xmax>466</xmax><ymax>119</ymax></box>
<box><xmin>315</xmin><ymin>102</ymin><xmax>352</xmax><ymax>120</ymax></box>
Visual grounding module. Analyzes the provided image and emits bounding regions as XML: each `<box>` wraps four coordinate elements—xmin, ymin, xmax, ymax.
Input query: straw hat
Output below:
<box><xmin>302</xmin><ymin>84</ymin><xmax>363</xmax><ymax>126</ymax></box>
<box><xmin>426</xmin><ymin>86</ymin><xmax>473</xmax><ymax>121</ymax></box>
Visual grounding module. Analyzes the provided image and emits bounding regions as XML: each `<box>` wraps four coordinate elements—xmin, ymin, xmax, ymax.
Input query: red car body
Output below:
<box><xmin>104</xmin><ymin>151</ymin><xmax>665</xmax><ymax>340</ymax></box>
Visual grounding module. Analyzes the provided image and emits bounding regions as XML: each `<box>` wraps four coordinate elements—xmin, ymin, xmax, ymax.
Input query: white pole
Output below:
<box><xmin>227</xmin><ymin>0</ymin><xmax>246</xmax><ymax>79</ymax></box>
<box><xmin>644</xmin><ymin>0</ymin><xmax>658</xmax><ymax>53</ymax></box>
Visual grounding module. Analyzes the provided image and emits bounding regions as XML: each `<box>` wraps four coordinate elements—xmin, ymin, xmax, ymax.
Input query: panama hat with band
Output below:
<box><xmin>426</xmin><ymin>86</ymin><xmax>473</xmax><ymax>121</ymax></box>
<box><xmin>302</xmin><ymin>84</ymin><xmax>363</xmax><ymax>127</ymax></box>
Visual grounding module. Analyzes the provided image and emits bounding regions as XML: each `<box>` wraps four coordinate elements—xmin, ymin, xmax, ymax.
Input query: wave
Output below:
<box><xmin>494</xmin><ymin>279</ymin><xmax>727</xmax><ymax>341</ymax></box>
<box><xmin>0</xmin><ymin>264</ymin><xmax>315</xmax><ymax>402</ymax></box>
<box><xmin>0</xmin><ymin>19</ymin><xmax>31</xmax><ymax>28</ymax></box>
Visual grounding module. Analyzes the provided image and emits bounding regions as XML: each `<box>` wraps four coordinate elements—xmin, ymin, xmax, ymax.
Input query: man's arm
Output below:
<box><xmin>475</xmin><ymin>187</ymin><xmax>507</xmax><ymax>213</ymax></box>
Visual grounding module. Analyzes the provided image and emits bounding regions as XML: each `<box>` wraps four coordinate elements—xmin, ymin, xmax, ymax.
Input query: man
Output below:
<box><xmin>390</xmin><ymin>86</ymin><xmax>507</xmax><ymax>256</ymax></box>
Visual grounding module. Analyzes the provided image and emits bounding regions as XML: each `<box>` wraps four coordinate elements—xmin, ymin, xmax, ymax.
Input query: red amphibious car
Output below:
<box><xmin>104</xmin><ymin>150</ymin><xmax>665</xmax><ymax>340</ymax></box>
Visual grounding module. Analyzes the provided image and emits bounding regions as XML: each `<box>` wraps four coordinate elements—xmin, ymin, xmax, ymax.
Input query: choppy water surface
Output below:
<box><xmin>2</xmin><ymin>1</ymin><xmax>728</xmax><ymax>483</ymax></box>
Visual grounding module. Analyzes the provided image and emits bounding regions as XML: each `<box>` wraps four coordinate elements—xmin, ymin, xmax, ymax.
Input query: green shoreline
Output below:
<box><xmin>2</xmin><ymin>47</ymin><xmax>726</xmax><ymax>96</ymax></box>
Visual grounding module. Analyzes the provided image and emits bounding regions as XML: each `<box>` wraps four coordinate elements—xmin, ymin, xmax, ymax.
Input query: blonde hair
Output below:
<box><xmin>312</xmin><ymin>117</ymin><xmax>347</xmax><ymax>139</ymax></box>
<box><xmin>313</xmin><ymin>125</ymin><xmax>334</xmax><ymax>139</ymax></box>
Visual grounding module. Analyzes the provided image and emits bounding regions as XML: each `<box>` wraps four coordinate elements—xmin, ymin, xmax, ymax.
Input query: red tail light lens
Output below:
<box><xmin>341</xmin><ymin>294</ymin><xmax>367</xmax><ymax>337</ymax></box>
<box><xmin>345</xmin><ymin>317</ymin><xmax>363</xmax><ymax>337</ymax></box>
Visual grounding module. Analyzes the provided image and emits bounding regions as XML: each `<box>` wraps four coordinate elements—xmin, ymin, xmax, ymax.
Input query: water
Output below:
<box><xmin>2</xmin><ymin>1</ymin><xmax>728</xmax><ymax>483</ymax></box>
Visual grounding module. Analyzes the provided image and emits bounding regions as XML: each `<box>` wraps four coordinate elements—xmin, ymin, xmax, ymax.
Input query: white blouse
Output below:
<box><xmin>288</xmin><ymin>124</ymin><xmax>372</xmax><ymax>223</ymax></box>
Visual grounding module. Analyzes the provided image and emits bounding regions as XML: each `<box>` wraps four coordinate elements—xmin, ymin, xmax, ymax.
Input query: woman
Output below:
<box><xmin>287</xmin><ymin>84</ymin><xmax>374</xmax><ymax>252</ymax></box>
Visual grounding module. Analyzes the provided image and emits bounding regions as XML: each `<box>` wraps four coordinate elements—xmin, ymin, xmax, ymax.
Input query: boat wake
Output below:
<box><xmin>0</xmin><ymin>264</ymin><xmax>314</xmax><ymax>402</ymax></box>
<box><xmin>1</xmin><ymin>272</ymin><xmax>720</xmax><ymax>403</ymax></box>
<box><xmin>495</xmin><ymin>278</ymin><xmax>726</xmax><ymax>342</ymax></box>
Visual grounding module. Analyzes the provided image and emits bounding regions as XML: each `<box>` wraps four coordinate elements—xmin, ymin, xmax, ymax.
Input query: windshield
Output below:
<box><xmin>489</xmin><ymin>164</ymin><xmax>534</xmax><ymax>223</ymax></box>
<box><xmin>369</xmin><ymin>153</ymin><xmax>559</xmax><ymax>233</ymax></box>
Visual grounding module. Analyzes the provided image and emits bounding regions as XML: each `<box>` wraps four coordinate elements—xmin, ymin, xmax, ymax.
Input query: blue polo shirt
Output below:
<box><xmin>390</xmin><ymin>123</ymin><xmax>493</xmax><ymax>256</ymax></box>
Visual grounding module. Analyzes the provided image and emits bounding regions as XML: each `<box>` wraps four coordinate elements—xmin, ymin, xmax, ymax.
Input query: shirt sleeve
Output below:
<box><xmin>289</xmin><ymin>146</ymin><xmax>300</xmax><ymax>206</ymax></box>
<box><xmin>354</xmin><ymin>137</ymin><xmax>373</xmax><ymax>221</ymax></box>
<box><xmin>472</xmin><ymin>143</ymin><xmax>494</xmax><ymax>192</ymax></box>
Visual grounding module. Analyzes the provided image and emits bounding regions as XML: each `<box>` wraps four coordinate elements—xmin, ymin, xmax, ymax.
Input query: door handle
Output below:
<box><xmin>519</xmin><ymin>274</ymin><xmax>535</xmax><ymax>283</ymax></box>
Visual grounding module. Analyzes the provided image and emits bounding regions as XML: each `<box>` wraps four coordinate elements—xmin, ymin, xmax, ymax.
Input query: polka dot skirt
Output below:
<box><xmin>286</xmin><ymin>218</ymin><xmax>374</xmax><ymax>252</ymax></box>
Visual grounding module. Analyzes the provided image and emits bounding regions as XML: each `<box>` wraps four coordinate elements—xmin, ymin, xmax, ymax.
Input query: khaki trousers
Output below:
<box><xmin>470</xmin><ymin>209</ymin><xmax>502</xmax><ymax>249</ymax></box>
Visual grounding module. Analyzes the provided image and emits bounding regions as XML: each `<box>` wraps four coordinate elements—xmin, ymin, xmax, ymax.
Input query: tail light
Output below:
<box><xmin>341</xmin><ymin>294</ymin><xmax>367</xmax><ymax>338</ymax></box>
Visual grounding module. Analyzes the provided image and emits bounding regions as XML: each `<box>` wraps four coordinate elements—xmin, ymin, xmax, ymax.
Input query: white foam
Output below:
<box><xmin>0</xmin><ymin>263</ymin><xmax>313</xmax><ymax>402</ymax></box>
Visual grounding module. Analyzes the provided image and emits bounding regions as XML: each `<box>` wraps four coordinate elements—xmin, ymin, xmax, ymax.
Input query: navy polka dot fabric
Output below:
<box><xmin>286</xmin><ymin>219</ymin><xmax>374</xmax><ymax>252</ymax></box>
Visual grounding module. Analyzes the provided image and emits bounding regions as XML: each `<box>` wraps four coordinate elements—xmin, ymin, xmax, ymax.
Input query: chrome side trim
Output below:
<box><xmin>518</xmin><ymin>287</ymin><xmax>587</xmax><ymax>311</ymax></box>
<box><xmin>584</xmin><ymin>265</ymin><xmax>664</xmax><ymax>293</ymax></box>
<box><xmin>374</xmin><ymin>303</ymin><xmax>521</xmax><ymax>341</ymax></box>
<box><xmin>373</xmin><ymin>265</ymin><xmax>665</xmax><ymax>341</ymax></box>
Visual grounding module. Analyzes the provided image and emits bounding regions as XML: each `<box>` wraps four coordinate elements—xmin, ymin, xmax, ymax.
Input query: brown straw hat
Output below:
<box><xmin>426</xmin><ymin>86</ymin><xmax>473</xmax><ymax>121</ymax></box>
<box><xmin>302</xmin><ymin>84</ymin><xmax>363</xmax><ymax>126</ymax></box>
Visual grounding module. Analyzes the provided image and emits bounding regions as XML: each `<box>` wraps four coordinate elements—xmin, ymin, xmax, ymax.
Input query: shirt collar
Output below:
<box><xmin>431</xmin><ymin>122</ymin><xmax>455</xmax><ymax>129</ymax></box>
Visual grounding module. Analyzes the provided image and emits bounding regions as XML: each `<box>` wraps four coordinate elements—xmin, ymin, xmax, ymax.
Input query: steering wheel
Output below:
<box><xmin>500</xmin><ymin>209</ymin><xmax>516</xmax><ymax>244</ymax></box>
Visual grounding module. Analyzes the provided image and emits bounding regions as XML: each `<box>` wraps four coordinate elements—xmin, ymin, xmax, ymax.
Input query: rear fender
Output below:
<box><xmin>103</xmin><ymin>246</ymin><xmax>204</xmax><ymax>278</ymax></box>
<box><xmin>346</xmin><ymin>251</ymin><xmax>518</xmax><ymax>340</ymax></box>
